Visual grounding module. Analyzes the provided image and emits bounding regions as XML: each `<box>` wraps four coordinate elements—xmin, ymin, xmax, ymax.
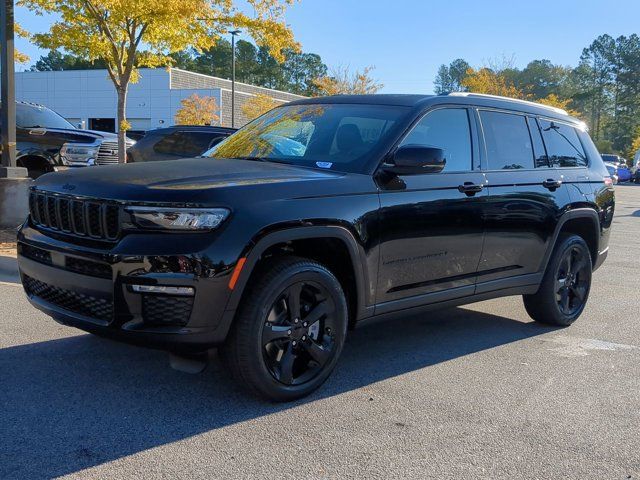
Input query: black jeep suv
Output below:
<box><xmin>17</xmin><ymin>93</ymin><xmax>614</xmax><ymax>401</ymax></box>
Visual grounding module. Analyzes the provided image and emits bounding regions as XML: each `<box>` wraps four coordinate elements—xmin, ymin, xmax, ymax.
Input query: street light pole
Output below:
<box><xmin>229</xmin><ymin>29</ymin><xmax>241</xmax><ymax>128</ymax></box>
<box><xmin>0</xmin><ymin>0</ymin><xmax>17</xmax><ymax>170</ymax></box>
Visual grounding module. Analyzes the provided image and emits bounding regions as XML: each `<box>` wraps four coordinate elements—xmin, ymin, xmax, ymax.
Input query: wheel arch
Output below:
<box><xmin>17</xmin><ymin>152</ymin><xmax>55</xmax><ymax>175</ymax></box>
<box><xmin>225</xmin><ymin>226</ymin><xmax>373</xmax><ymax>324</ymax></box>
<box><xmin>541</xmin><ymin>208</ymin><xmax>600</xmax><ymax>272</ymax></box>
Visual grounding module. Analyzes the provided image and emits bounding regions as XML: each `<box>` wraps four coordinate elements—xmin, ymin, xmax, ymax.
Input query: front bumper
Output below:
<box><xmin>17</xmin><ymin>225</ymin><xmax>237</xmax><ymax>352</ymax></box>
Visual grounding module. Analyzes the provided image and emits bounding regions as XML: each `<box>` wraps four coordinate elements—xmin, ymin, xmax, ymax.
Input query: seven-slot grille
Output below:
<box><xmin>29</xmin><ymin>190</ymin><xmax>120</xmax><ymax>240</ymax></box>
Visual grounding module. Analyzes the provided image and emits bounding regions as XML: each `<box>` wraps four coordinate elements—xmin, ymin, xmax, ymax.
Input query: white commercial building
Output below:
<box><xmin>15</xmin><ymin>67</ymin><xmax>304</xmax><ymax>132</ymax></box>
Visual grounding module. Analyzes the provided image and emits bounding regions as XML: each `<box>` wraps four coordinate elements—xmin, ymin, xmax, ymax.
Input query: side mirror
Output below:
<box><xmin>385</xmin><ymin>145</ymin><xmax>446</xmax><ymax>175</ymax></box>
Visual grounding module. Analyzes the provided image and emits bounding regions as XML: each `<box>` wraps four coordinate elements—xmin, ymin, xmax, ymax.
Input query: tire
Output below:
<box><xmin>523</xmin><ymin>234</ymin><xmax>592</xmax><ymax>326</ymax></box>
<box><xmin>220</xmin><ymin>256</ymin><xmax>348</xmax><ymax>402</ymax></box>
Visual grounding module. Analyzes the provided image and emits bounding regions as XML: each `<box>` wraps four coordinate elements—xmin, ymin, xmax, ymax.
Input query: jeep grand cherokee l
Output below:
<box><xmin>17</xmin><ymin>93</ymin><xmax>614</xmax><ymax>401</ymax></box>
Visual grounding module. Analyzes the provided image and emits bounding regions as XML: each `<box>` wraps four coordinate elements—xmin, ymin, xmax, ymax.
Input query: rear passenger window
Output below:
<box><xmin>539</xmin><ymin>120</ymin><xmax>587</xmax><ymax>167</ymax></box>
<box><xmin>154</xmin><ymin>132</ymin><xmax>215</xmax><ymax>157</ymax></box>
<box><xmin>527</xmin><ymin>117</ymin><xmax>550</xmax><ymax>168</ymax></box>
<box><xmin>480</xmin><ymin>111</ymin><xmax>534</xmax><ymax>170</ymax></box>
<box><xmin>400</xmin><ymin>108</ymin><xmax>472</xmax><ymax>172</ymax></box>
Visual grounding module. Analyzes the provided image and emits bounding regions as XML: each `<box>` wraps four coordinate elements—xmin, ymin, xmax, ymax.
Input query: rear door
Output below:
<box><xmin>376</xmin><ymin>107</ymin><xmax>486</xmax><ymax>308</ymax></box>
<box><xmin>537</xmin><ymin>118</ymin><xmax>592</xmax><ymax>201</ymax></box>
<box><xmin>476</xmin><ymin>109</ymin><xmax>571</xmax><ymax>292</ymax></box>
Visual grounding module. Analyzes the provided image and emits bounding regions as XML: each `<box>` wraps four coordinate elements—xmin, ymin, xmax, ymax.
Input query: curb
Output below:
<box><xmin>0</xmin><ymin>255</ymin><xmax>19</xmax><ymax>283</ymax></box>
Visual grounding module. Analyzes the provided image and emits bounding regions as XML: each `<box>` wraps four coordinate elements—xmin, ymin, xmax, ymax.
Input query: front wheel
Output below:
<box><xmin>220</xmin><ymin>256</ymin><xmax>348</xmax><ymax>402</ymax></box>
<box><xmin>523</xmin><ymin>234</ymin><xmax>592</xmax><ymax>326</ymax></box>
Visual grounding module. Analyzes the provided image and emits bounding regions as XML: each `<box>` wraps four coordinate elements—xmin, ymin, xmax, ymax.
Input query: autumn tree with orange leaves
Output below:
<box><xmin>175</xmin><ymin>94</ymin><xmax>220</xmax><ymax>125</ymax></box>
<box><xmin>20</xmin><ymin>0</ymin><xmax>300</xmax><ymax>162</ymax></box>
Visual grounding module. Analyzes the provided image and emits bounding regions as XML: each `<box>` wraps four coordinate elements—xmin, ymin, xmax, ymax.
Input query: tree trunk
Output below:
<box><xmin>116</xmin><ymin>85</ymin><xmax>128</xmax><ymax>163</ymax></box>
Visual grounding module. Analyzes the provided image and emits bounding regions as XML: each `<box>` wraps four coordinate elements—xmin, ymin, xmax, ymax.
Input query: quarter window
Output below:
<box><xmin>480</xmin><ymin>111</ymin><xmax>534</xmax><ymax>170</ymax></box>
<box><xmin>539</xmin><ymin>119</ymin><xmax>587</xmax><ymax>167</ymax></box>
<box><xmin>400</xmin><ymin>108</ymin><xmax>472</xmax><ymax>172</ymax></box>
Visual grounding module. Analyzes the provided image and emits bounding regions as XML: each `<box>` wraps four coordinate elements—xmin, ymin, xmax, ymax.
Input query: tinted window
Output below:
<box><xmin>330</xmin><ymin>116</ymin><xmax>391</xmax><ymax>155</ymax></box>
<box><xmin>16</xmin><ymin>103</ymin><xmax>74</xmax><ymax>130</ymax></box>
<box><xmin>400</xmin><ymin>108</ymin><xmax>472</xmax><ymax>172</ymax></box>
<box><xmin>539</xmin><ymin>120</ymin><xmax>587</xmax><ymax>167</ymax></box>
<box><xmin>528</xmin><ymin>117</ymin><xmax>549</xmax><ymax>168</ymax></box>
<box><xmin>480</xmin><ymin>111</ymin><xmax>534</xmax><ymax>170</ymax></box>
<box><xmin>154</xmin><ymin>131</ymin><xmax>217</xmax><ymax>157</ymax></box>
<box><xmin>208</xmin><ymin>103</ymin><xmax>408</xmax><ymax>173</ymax></box>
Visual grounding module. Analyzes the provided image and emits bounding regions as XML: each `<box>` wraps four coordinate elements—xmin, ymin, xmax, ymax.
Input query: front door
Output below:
<box><xmin>376</xmin><ymin>107</ymin><xmax>486</xmax><ymax>310</ymax></box>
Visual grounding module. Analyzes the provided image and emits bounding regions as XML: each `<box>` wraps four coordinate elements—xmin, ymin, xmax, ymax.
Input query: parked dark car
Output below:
<box><xmin>17</xmin><ymin>93</ymin><xmax>614</xmax><ymax>401</ymax></box>
<box><xmin>126</xmin><ymin>125</ymin><xmax>236</xmax><ymax>163</ymax></box>
<box><xmin>1</xmin><ymin>101</ymin><xmax>135</xmax><ymax>178</ymax></box>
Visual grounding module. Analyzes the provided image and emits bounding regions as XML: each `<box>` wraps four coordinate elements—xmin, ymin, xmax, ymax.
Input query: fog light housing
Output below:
<box><xmin>130</xmin><ymin>285</ymin><xmax>195</xmax><ymax>296</ymax></box>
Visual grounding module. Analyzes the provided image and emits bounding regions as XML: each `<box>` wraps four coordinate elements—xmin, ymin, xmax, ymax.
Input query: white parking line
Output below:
<box><xmin>544</xmin><ymin>334</ymin><xmax>639</xmax><ymax>357</ymax></box>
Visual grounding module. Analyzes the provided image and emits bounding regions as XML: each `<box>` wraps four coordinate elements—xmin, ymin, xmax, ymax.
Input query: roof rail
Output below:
<box><xmin>447</xmin><ymin>92</ymin><xmax>569</xmax><ymax>116</ymax></box>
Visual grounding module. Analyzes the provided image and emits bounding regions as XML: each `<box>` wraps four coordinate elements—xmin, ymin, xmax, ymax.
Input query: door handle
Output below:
<box><xmin>542</xmin><ymin>178</ymin><xmax>562</xmax><ymax>191</ymax></box>
<box><xmin>458</xmin><ymin>182</ymin><xmax>484</xmax><ymax>196</ymax></box>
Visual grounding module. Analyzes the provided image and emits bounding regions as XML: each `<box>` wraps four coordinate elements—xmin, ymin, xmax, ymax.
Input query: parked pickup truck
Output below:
<box><xmin>1</xmin><ymin>101</ymin><xmax>134</xmax><ymax>178</ymax></box>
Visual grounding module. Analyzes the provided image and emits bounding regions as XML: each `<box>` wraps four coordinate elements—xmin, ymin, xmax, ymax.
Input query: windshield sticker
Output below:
<box><xmin>316</xmin><ymin>162</ymin><xmax>333</xmax><ymax>169</ymax></box>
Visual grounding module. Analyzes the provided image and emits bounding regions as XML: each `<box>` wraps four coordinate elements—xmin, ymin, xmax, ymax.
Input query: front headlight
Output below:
<box><xmin>60</xmin><ymin>142</ymin><xmax>100</xmax><ymax>165</ymax></box>
<box><xmin>126</xmin><ymin>207</ymin><xmax>230</xmax><ymax>231</ymax></box>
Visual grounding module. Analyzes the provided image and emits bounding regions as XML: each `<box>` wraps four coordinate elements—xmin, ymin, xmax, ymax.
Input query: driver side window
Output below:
<box><xmin>400</xmin><ymin>108</ymin><xmax>472</xmax><ymax>172</ymax></box>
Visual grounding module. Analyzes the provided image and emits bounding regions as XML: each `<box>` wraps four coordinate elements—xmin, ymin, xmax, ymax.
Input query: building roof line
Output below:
<box><xmin>169</xmin><ymin>67</ymin><xmax>305</xmax><ymax>99</ymax></box>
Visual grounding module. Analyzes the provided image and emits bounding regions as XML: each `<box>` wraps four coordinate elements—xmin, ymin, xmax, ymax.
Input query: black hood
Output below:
<box><xmin>33</xmin><ymin>158</ymin><xmax>364</xmax><ymax>205</ymax></box>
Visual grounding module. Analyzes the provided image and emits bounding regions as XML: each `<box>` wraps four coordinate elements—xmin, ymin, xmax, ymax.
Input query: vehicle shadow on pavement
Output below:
<box><xmin>0</xmin><ymin>306</ymin><xmax>555</xmax><ymax>479</ymax></box>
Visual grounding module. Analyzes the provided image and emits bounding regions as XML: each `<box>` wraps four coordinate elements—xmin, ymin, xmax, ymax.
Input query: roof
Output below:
<box><xmin>150</xmin><ymin>125</ymin><xmax>236</xmax><ymax>133</ymax></box>
<box><xmin>287</xmin><ymin>92</ymin><xmax>580</xmax><ymax>123</ymax></box>
<box><xmin>289</xmin><ymin>94</ymin><xmax>434</xmax><ymax>107</ymax></box>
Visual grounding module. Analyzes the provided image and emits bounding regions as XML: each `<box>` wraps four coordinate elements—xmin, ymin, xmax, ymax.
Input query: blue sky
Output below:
<box><xmin>15</xmin><ymin>0</ymin><xmax>640</xmax><ymax>94</ymax></box>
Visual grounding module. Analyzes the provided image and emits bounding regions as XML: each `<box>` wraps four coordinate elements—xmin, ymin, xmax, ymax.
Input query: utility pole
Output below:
<box><xmin>229</xmin><ymin>29</ymin><xmax>241</xmax><ymax>128</ymax></box>
<box><xmin>0</xmin><ymin>0</ymin><xmax>29</xmax><ymax>230</ymax></box>
<box><xmin>0</xmin><ymin>0</ymin><xmax>18</xmax><ymax>173</ymax></box>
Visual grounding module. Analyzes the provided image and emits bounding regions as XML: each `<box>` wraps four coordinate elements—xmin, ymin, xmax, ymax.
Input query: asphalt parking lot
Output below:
<box><xmin>1</xmin><ymin>185</ymin><xmax>639</xmax><ymax>479</ymax></box>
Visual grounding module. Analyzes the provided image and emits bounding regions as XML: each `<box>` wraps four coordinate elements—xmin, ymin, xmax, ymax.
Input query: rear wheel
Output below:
<box><xmin>220</xmin><ymin>256</ymin><xmax>348</xmax><ymax>402</ymax></box>
<box><xmin>523</xmin><ymin>234</ymin><xmax>592</xmax><ymax>326</ymax></box>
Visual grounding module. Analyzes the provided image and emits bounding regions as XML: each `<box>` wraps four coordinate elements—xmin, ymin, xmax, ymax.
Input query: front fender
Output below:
<box><xmin>224</xmin><ymin>225</ymin><xmax>372</xmax><ymax>320</ymax></box>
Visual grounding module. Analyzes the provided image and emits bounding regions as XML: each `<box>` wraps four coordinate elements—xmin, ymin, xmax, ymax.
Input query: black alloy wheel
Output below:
<box><xmin>261</xmin><ymin>281</ymin><xmax>337</xmax><ymax>386</ymax></box>
<box><xmin>523</xmin><ymin>234</ymin><xmax>592</xmax><ymax>326</ymax></box>
<box><xmin>555</xmin><ymin>245</ymin><xmax>590</xmax><ymax>317</ymax></box>
<box><xmin>220</xmin><ymin>256</ymin><xmax>348</xmax><ymax>402</ymax></box>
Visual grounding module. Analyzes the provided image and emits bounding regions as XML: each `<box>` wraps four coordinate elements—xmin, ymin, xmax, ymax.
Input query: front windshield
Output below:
<box><xmin>16</xmin><ymin>103</ymin><xmax>75</xmax><ymax>129</ymax></box>
<box><xmin>205</xmin><ymin>103</ymin><xmax>409</xmax><ymax>173</ymax></box>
